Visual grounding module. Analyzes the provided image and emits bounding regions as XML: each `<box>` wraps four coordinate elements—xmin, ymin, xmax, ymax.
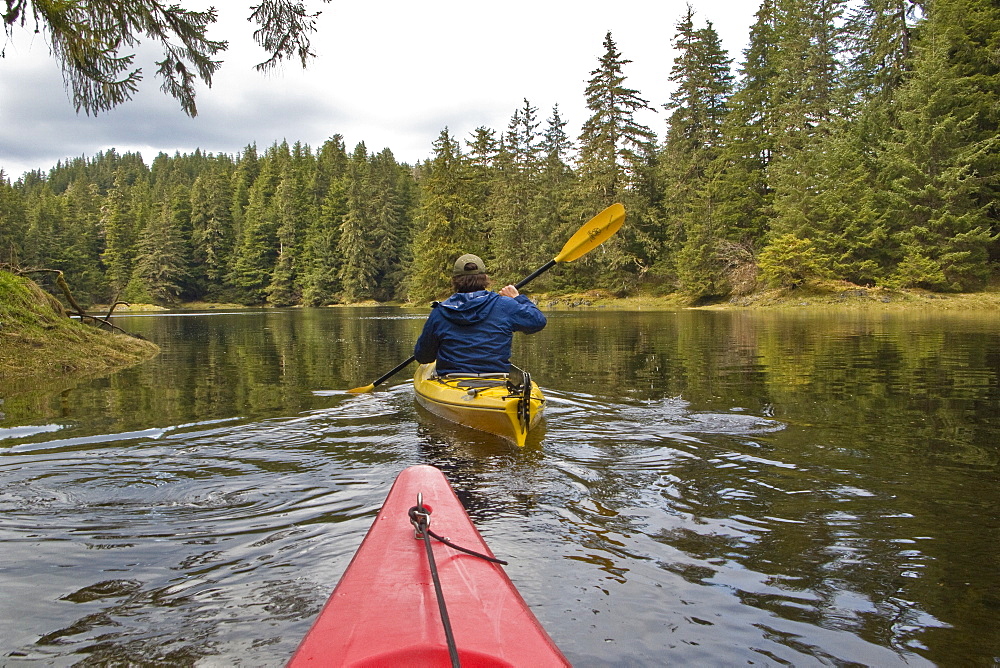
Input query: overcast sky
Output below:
<box><xmin>0</xmin><ymin>0</ymin><xmax>762</xmax><ymax>179</ymax></box>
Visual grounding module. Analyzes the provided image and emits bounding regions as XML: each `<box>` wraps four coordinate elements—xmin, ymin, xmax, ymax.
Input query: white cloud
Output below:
<box><xmin>0</xmin><ymin>0</ymin><xmax>760</xmax><ymax>178</ymax></box>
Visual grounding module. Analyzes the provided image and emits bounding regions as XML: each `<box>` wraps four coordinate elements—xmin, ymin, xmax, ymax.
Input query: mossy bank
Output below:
<box><xmin>529</xmin><ymin>281</ymin><xmax>1000</xmax><ymax>311</ymax></box>
<box><xmin>102</xmin><ymin>280</ymin><xmax>1000</xmax><ymax>313</ymax></box>
<box><xmin>0</xmin><ymin>271</ymin><xmax>160</xmax><ymax>394</ymax></box>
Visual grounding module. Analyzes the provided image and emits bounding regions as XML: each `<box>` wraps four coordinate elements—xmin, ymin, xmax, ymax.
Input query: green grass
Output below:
<box><xmin>531</xmin><ymin>281</ymin><xmax>1000</xmax><ymax>311</ymax></box>
<box><xmin>0</xmin><ymin>271</ymin><xmax>159</xmax><ymax>393</ymax></box>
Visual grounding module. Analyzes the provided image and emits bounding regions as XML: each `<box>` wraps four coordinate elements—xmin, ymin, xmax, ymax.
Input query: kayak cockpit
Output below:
<box><xmin>413</xmin><ymin>363</ymin><xmax>545</xmax><ymax>447</ymax></box>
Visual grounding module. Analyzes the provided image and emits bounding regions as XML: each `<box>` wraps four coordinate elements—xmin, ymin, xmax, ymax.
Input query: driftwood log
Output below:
<box><xmin>11</xmin><ymin>267</ymin><xmax>142</xmax><ymax>338</ymax></box>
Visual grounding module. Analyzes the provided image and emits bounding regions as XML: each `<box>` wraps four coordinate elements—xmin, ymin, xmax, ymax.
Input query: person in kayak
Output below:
<box><xmin>414</xmin><ymin>253</ymin><xmax>546</xmax><ymax>375</ymax></box>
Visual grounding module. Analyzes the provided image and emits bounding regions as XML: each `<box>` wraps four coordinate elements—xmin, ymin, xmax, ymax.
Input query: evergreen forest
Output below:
<box><xmin>1</xmin><ymin>0</ymin><xmax>997</xmax><ymax>308</ymax></box>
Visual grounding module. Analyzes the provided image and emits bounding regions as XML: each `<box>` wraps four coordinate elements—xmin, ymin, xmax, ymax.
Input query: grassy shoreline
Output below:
<box><xmin>537</xmin><ymin>283</ymin><xmax>1000</xmax><ymax>311</ymax></box>
<box><xmin>104</xmin><ymin>281</ymin><xmax>1000</xmax><ymax>313</ymax></box>
<box><xmin>5</xmin><ymin>276</ymin><xmax>995</xmax><ymax>396</ymax></box>
<box><xmin>0</xmin><ymin>272</ymin><xmax>160</xmax><ymax>394</ymax></box>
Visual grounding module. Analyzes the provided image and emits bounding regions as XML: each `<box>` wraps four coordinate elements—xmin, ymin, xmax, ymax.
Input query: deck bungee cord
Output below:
<box><xmin>408</xmin><ymin>494</ymin><xmax>508</xmax><ymax>668</ymax></box>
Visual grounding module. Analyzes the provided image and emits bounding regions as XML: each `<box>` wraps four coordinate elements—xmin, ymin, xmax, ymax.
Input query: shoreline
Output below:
<box><xmin>6</xmin><ymin>279</ymin><xmax>996</xmax><ymax>396</ymax></box>
<box><xmin>100</xmin><ymin>283</ymin><xmax>1000</xmax><ymax>313</ymax></box>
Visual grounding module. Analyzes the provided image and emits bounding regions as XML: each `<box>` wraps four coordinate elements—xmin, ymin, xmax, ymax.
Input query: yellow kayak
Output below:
<box><xmin>413</xmin><ymin>362</ymin><xmax>545</xmax><ymax>447</ymax></box>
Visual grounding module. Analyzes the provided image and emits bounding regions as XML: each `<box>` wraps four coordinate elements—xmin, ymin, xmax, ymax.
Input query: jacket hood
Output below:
<box><xmin>433</xmin><ymin>290</ymin><xmax>499</xmax><ymax>325</ymax></box>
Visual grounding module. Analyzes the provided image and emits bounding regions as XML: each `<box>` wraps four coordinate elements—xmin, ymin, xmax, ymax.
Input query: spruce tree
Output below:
<box><xmin>575</xmin><ymin>31</ymin><xmax>657</xmax><ymax>291</ymax></box>
<box><xmin>767</xmin><ymin>0</ymin><xmax>849</xmax><ymax>239</ymax></box>
<box><xmin>844</xmin><ymin>0</ymin><xmax>922</xmax><ymax>103</ymax></box>
<box><xmin>228</xmin><ymin>143</ymin><xmax>288</xmax><ymax>303</ymax></box>
<box><xmin>267</xmin><ymin>146</ymin><xmax>313</xmax><ymax>306</ymax></box>
<box><xmin>311</xmin><ymin>134</ymin><xmax>349</xmax><ymax>206</ymax></box>
<box><xmin>368</xmin><ymin>148</ymin><xmax>410</xmax><ymax>301</ymax></box>
<box><xmin>100</xmin><ymin>169</ymin><xmax>145</xmax><ymax>296</ymax></box>
<box><xmin>165</xmin><ymin>181</ymin><xmax>194</xmax><ymax>297</ymax></box>
<box><xmin>466</xmin><ymin>127</ymin><xmax>500</xmax><ymax>172</ymax></box>
<box><xmin>711</xmin><ymin>0</ymin><xmax>780</xmax><ymax>250</ymax></box>
<box><xmin>129</xmin><ymin>198</ymin><xmax>191</xmax><ymax>303</ymax></box>
<box><xmin>301</xmin><ymin>189</ymin><xmax>345</xmax><ymax>306</ymax></box>
<box><xmin>465</xmin><ymin>126</ymin><xmax>500</xmax><ymax>239</ymax></box>
<box><xmin>578</xmin><ymin>32</ymin><xmax>657</xmax><ymax>202</ymax></box>
<box><xmin>660</xmin><ymin>8</ymin><xmax>734</xmax><ymax>299</ymax></box>
<box><xmin>489</xmin><ymin>99</ymin><xmax>542</xmax><ymax>282</ymax></box>
<box><xmin>190</xmin><ymin>162</ymin><xmax>235</xmax><ymax>297</ymax></box>
<box><xmin>58</xmin><ymin>179</ymin><xmax>105</xmax><ymax>302</ymax></box>
<box><xmin>301</xmin><ymin>136</ymin><xmax>349</xmax><ymax>306</ymax></box>
<box><xmin>338</xmin><ymin>143</ymin><xmax>377</xmax><ymax>302</ymax></box>
<box><xmin>880</xmin><ymin>0</ymin><xmax>998</xmax><ymax>290</ymax></box>
<box><xmin>754</xmin><ymin>0</ymin><xmax>850</xmax><ymax>289</ymax></box>
<box><xmin>22</xmin><ymin>184</ymin><xmax>65</xmax><ymax>273</ymax></box>
<box><xmin>408</xmin><ymin>129</ymin><xmax>481</xmax><ymax>303</ymax></box>
<box><xmin>801</xmin><ymin>0</ymin><xmax>922</xmax><ymax>286</ymax></box>
<box><xmin>801</xmin><ymin>116</ymin><xmax>891</xmax><ymax>285</ymax></box>
<box><xmin>230</xmin><ymin>145</ymin><xmax>259</xmax><ymax>244</ymax></box>
<box><xmin>534</xmin><ymin>105</ymin><xmax>577</xmax><ymax>274</ymax></box>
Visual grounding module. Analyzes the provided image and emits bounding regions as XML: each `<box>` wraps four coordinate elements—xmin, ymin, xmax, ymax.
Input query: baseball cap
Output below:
<box><xmin>453</xmin><ymin>253</ymin><xmax>486</xmax><ymax>276</ymax></box>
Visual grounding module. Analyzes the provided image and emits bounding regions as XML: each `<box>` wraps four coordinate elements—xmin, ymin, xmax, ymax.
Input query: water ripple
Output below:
<box><xmin>0</xmin><ymin>353</ymin><xmax>975</xmax><ymax>666</ymax></box>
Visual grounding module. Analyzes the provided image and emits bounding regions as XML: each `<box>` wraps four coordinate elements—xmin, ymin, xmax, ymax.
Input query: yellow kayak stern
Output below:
<box><xmin>413</xmin><ymin>363</ymin><xmax>545</xmax><ymax>447</ymax></box>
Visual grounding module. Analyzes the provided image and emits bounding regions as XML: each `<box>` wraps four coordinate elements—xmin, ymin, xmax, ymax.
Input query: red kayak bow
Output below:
<box><xmin>288</xmin><ymin>465</ymin><xmax>569</xmax><ymax>667</ymax></box>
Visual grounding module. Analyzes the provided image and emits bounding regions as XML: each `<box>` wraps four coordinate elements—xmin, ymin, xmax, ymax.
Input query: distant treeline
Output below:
<box><xmin>1</xmin><ymin>0</ymin><xmax>997</xmax><ymax>307</ymax></box>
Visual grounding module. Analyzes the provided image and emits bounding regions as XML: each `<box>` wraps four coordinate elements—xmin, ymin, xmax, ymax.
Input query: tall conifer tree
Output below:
<box><xmin>228</xmin><ymin>142</ymin><xmax>288</xmax><ymax>303</ymax></box>
<box><xmin>0</xmin><ymin>172</ymin><xmax>27</xmax><ymax>266</ymax></box>
<box><xmin>489</xmin><ymin>99</ymin><xmax>542</xmax><ymax>282</ymax></box>
<box><xmin>100</xmin><ymin>169</ymin><xmax>147</xmax><ymax>296</ymax></box>
<box><xmin>129</xmin><ymin>197</ymin><xmax>191</xmax><ymax>303</ymax></box>
<box><xmin>229</xmin><ymin>145</ymin><xmax>259</xmax><ymax>246</ymax></box>
<box><xmin>267</xmin><ymin>145</ymin><xmax>313</xmax><ymax>306</ymax></box>
<box><xmin>408</xmin><ymin>129</ymin><xmax>480</xmax><ymax>303</ymax></box>
<box><xmin>880</xmin><ymin>0</ymin><xmax>999</xmax><ymax>289</ymax></box>
<box><xmin>800</xmin><ymin>0</ymin><xmax>922</xmax><ymax>285</ymax></box>
<box><xmin>22</xmin><ymin>184</ymin><xmax>65</xmax><ymax>274</ymax></box>
<box><xmin>534</xmin><ymin>105</ymin><xmax>577</xmax><ymax>274</ymax></box>
<box><xmin>368</xmin><ymin>148</ymin><xmax>410</xmax><ymax>301</ymax></box>
<box><xmin>844</xmin><ymin>0</ymin><xmax>922</xmax><ymax>103</ymax></box>
<box><xmin>767</xmin><ymin>0</ymin><xmax>849</xmax><ymax>237</ymax></box>
<box><xmin>302</xmin><ymin>136</ymin><xmax>349</xmax><ymax>305</ymax></box>
<box><xmin>711</xmin><ymin>0</ymin><xmax>780</xmax><ymax>250</ymax></box>
<box><xmin>759</xmin><ymin>0</ymin><xmax>849</xmax><ymax>285</ymax></box>
<box><xmin>578</xmin><ymin>32</ymin><xmax>657</xmax><ymax>202</ymax></box>
<box><xmin>576</xmin><ymin>31</ymin><xmax>657</xmax><ymax>291</ymax></box>
<box><xmin>338</xmin><ymin>143</ymin><xmax>377</xmax><ymax>302</ymax></box>
<box><xmin>465</xmin><ymin>126</ymin><xmax>500</xmax><ymax>237</ymax></box>
<box><xmin>61</xmin><ymin>178</ymin><xmax>107</xmax><ymax>301</ymax></box>
<box><xmin>660</xmin><ymin>8</ymin><xmax>734</xmax><ymax>298</ymax></box>
<box><xmin>190</xmin><ymin>161</ymin><xmax>235</xmax><ymax>296</ymax></box>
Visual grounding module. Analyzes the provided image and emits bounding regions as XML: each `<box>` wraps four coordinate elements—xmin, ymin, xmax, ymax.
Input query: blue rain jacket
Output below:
<box><xmin>414</xmin><ymin>290</ymin><xmax>546</xmax><ymax>375</ymax></box>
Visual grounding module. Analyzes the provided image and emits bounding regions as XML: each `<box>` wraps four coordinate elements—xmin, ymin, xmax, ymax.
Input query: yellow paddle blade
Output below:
<box><xmin>553</xmin><ymin>203</ymin><xmax>626</xmax><ymax>263</ymax></box>
<box><xmin>347</xmin><ymin>384</ymin><xmax>375</xmax><ymax>394</ymax></box>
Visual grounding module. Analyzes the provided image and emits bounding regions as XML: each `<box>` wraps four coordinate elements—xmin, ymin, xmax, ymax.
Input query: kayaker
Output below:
<box><xmin>414</xmin><ymin>253</ymin><xmax>546</xmax><ymax>375</ymax></box>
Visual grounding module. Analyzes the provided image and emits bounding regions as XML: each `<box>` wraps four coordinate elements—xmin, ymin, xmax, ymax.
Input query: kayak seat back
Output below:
<box><xmin>452</xmin><ymin>378</ymin><xmax>508</xmax><ymax>389</ymax></box>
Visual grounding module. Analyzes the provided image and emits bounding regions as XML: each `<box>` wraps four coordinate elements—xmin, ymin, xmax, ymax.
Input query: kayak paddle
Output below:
<box><xmin>347</xmin><ymin>202</ymin><xmax>626</xmax><ymax>393</ymax></box>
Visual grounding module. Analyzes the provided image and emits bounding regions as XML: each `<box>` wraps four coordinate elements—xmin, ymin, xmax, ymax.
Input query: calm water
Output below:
<box><xmin>1</xmin><ymin>307</ymin><xmax>998</xmax><ymax>666</ymax></box>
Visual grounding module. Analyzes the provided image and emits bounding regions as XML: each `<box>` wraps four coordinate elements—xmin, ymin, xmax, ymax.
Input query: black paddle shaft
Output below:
<box><xmin>514</xmin><ymin>260</ymin><xmax>557</xmax><ymax>290</ymax></box>
<box><xmin>371</xmin><ymin>355</ymin><xmax>417</xmax><ymax>387</ymax></box>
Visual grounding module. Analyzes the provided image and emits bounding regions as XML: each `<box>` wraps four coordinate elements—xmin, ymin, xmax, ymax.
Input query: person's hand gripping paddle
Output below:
<box><xmin>347</xmin><ymin>203</ymin><xmax>626</xmax><ymax>394</ymax></box>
